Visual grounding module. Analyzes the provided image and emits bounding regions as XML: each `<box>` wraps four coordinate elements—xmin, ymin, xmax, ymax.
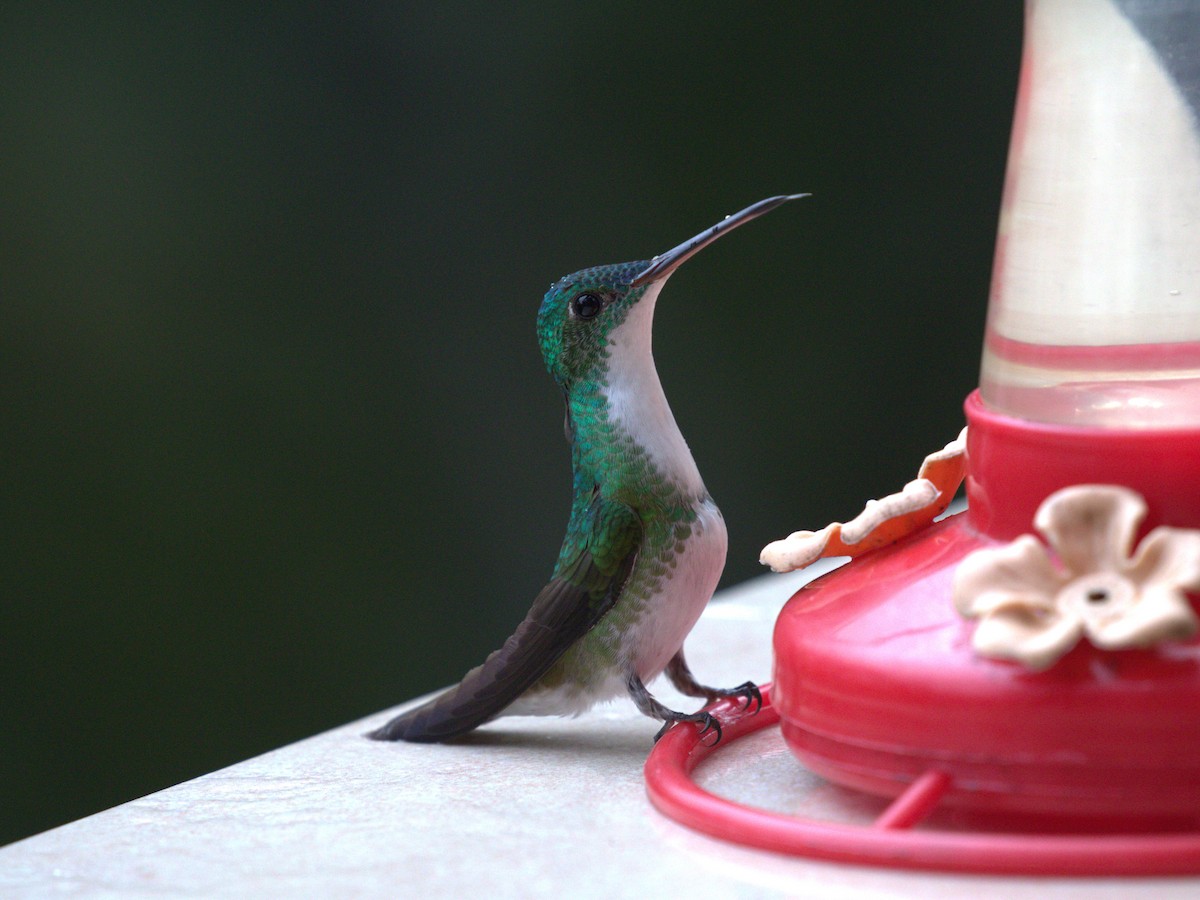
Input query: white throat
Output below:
<box><xmin>601</xmin><ymin>281</ymin><xmax>705</xmax><ymax>496</ymax></box>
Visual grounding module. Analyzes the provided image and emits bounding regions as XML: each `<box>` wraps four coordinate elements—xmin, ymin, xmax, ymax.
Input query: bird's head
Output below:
<box><xmin>536</xmin><ymin>194</ymin><xmax>808</xmax><ymax>392</ymax></box>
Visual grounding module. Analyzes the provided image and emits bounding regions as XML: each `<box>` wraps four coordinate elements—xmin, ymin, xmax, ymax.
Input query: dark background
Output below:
<box><xmin>0</xmin><ymin>4</ymin><xmax>1020</xmax><ymax>845</ymax></box>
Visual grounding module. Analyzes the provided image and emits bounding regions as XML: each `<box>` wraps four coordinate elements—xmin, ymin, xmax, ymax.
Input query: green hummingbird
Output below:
<box><xmin>370</xmin><ymin>194</ymin><xmax>807</xmax><ymax>744</ymax></box>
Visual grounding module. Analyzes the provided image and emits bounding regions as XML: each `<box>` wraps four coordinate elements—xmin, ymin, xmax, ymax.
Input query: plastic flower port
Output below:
<box><xmin>953</xmin><ymin>485</ymin><xmax>1200</xmax><ymax>670</ymax></box>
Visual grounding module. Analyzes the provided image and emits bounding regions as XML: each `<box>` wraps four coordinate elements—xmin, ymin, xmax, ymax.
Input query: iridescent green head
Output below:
<box><xmin>536</xmin><ymin>261</ymin><xmax>650</xmax><ymax>391</ymax></box>
<box><xmin>535</xmin><ymin>194</ymin><xmax>809</xmax><ymax>393</ymax></box>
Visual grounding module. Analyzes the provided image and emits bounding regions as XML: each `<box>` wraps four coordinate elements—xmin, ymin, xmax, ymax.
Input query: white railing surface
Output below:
<box><xmin>1</xmin><ymin>562</ymin><xmax>1191</xmax><ymax>898</ymax></box>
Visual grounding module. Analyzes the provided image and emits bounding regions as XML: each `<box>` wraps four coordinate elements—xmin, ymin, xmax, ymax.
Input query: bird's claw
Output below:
<box><xmin>695</xmin><ymin>712</ymin><xmax>723</xmax><ymax>746</ymax></box>
<box><xmin>654</xmin><ymin>711</ymin><xmax>723</xmax><ymax>746</ymax></box>
<box><xmin>730</xmin><ymin>681</ymin><xmax>763</xmax><ymax>715</ymax></box>
<box><xmin>702</xmin><ymin>681</ymin><xmax>762</xmax><ymax>715</ymax></box>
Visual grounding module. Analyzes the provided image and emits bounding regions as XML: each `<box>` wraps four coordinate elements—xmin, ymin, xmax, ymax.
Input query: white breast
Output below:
<box><xmin>630</xmin><ymin>499</ymin><xmax>727</xmax><ymax>681</ymax></box>
<box><xmin>601</xmin><ymin>283</ymin><xmax>705</xmax><ymax>497</ymax></box>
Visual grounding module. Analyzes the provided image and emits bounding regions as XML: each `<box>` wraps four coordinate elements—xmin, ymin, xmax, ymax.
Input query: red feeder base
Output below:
<box><xmin>771</xmin><ymin>392</ymin><xmax>1200</xmax><ymax>827</ymax></box>
<box><xmin>644</xmin><ymin>688</ymin><xmax>1200</xmax><ymax>876</ymax></box>
<box><xmin>773</xmin><ymin>509</ymin><xmax>1200</xmax><ymax>827</ymax></box>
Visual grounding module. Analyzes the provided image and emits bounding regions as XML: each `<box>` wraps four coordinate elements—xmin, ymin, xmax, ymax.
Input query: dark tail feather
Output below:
<box><xmin>367</xmin><ymin>657</ymin><xmax>513</xmax><ymax>743</ymax></box>
<box><xmin>368</xmin><ymin>531</ymin><xmax>639</xmax><ymax>743</ymax></box>
<box><xmin>367</xmin><ymin>593</ymin><xmax>583</xmax><ymax>743</ymax></box>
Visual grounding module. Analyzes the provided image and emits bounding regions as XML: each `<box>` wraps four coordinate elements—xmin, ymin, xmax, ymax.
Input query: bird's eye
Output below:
<box><xmin>570</xmin><ymin>292</ymin><xmax>603</xmax><ymax>320</ymax></box>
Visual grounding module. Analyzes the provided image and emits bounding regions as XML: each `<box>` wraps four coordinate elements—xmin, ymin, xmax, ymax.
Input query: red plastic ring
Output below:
<box><xmin>644</xmin><ymin>684</ymin><xmax>1200</xmax><ymax>875</ymax></box>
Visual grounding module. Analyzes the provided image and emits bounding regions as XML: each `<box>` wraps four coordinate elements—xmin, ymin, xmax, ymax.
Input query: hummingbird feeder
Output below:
<box><xmin>644</xmin><ymin>0</ymin><xmax>1200</xmax><ymax>875</ymax></box>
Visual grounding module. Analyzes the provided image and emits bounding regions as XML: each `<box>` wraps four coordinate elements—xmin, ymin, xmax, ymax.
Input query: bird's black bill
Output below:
<box><xmin>630</xmin><ymin>193</ymin><xmax>809</xmax><ymax>287</ymax></box>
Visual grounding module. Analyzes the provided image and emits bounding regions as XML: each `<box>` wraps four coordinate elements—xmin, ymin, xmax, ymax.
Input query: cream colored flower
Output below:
<box><xmin>953</xmin><ymin>485</ymin><xmax>1200</xmax><ymax>670</ymax></box>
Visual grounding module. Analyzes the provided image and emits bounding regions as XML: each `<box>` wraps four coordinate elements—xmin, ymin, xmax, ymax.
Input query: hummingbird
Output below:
<box><xmin>370</xmin><ymin>194</ymin><xmax>807</xmax><ymax>744</ymax></box>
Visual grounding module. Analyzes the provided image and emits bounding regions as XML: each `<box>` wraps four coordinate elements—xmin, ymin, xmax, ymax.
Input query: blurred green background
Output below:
<box><xmin>0</xmin><ymin>4</ymin><xmax>1020</xmax><ymax>844</ymax></box>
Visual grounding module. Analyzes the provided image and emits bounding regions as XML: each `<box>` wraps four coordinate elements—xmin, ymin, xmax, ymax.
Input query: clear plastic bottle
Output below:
<box><xmin>979</xmin><ymin>0</ymin><xmax>1200</xmax><ymax>429</ymax></box>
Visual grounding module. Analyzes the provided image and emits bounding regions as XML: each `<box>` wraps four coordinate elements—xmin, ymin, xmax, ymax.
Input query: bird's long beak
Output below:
<box><xmin>629</xmin><ymin>193</ymin><xmax>809</xmax><ymax>287</ymax></box>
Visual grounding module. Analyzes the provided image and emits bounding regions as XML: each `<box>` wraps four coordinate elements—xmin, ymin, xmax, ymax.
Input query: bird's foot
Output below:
<box><xmin>664</xmin><ymin>653</ymin><xmax>763</xmax><ymax>714</ymax></box>
<box><xmin>626</xmin><ymin>672</ymin><xmax>725</xmax><ymax>746</ymax></box>
<box><xmin>652</xmin><ymin>709</ymin><xmax>722</xmax><ymax>745</ymax></box>
<box><xmin>702</xmin><ymin>680</ymin><xmax>763</xmax><ymax>714</ymax></box>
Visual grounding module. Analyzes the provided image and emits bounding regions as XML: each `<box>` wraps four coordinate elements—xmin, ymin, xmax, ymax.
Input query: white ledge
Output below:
<box><xmin>2</xmin><ymin>563</ymin><xmax>1196</xmax><ymax>897</ymax></box>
